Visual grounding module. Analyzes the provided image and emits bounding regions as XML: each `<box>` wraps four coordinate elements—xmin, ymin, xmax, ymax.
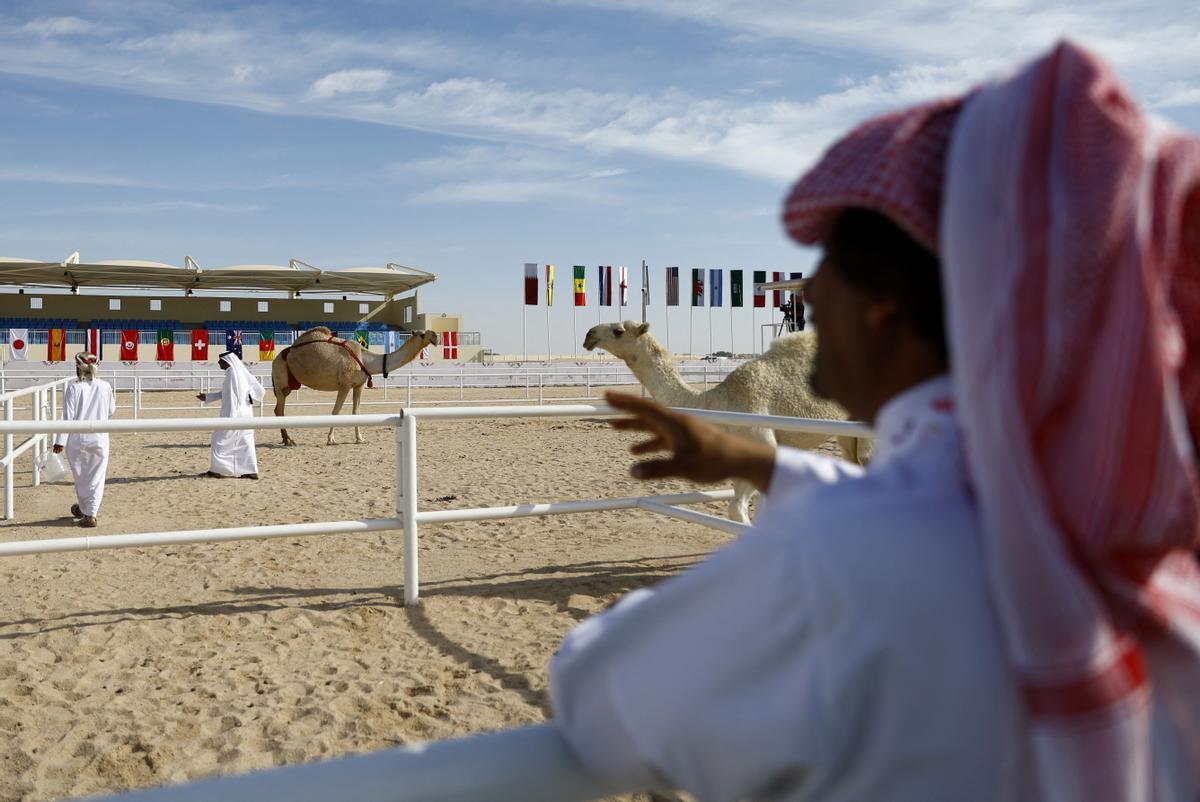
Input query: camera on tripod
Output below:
<box><xmin>777</xmin><ymin>296</ymin><xmax>805</xmax><ymax>335</ymax></box>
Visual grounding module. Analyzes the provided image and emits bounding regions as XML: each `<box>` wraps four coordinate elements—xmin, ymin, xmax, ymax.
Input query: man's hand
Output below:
<box><xmin>605</xmin><ymin>392</ymin><xmax>777</xmax><ymax>491</ymax></box>
<box><xmin>196</xmin><ymin>393</ymin><xmax>206</xmax><ymax>401</ymax></box>
<box><xmin>52</xmin><ymin>445</ymin><xmax>64</xmax><ymax>454</ymax></box>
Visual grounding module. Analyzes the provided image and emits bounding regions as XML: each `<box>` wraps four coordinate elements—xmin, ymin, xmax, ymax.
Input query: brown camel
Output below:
<box><xmin>271</xmin><ymin>326</ymin><xmax>439</xmax><ymax>445</ymax></box>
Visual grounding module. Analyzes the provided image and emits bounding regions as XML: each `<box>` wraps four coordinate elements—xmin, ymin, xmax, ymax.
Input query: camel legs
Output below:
<box><xmin>327</xmin><ymin>387</ymin><xmax>351</xmax><ymax>445</ymax></box>
<box><xmin>274</xmin><ymin>389</ymin><xmax>296</xmax><ymax>446</ymax></box>
<box><xmin>726</xmin><ymin>425</ymin><xmax>777</xmax><ymax>524</ymax></box>
<box><xmin>351</xmin><ymin>385</ymin><xmax>364</xmax><ymax>444</ymax></box>
<box><xmin>836</xmin><ymin>434</ymin><xmax>868</xmax><ymax>466</ymax></box>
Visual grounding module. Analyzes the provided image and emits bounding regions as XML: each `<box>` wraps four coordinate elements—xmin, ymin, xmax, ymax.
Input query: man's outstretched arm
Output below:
<box><xmin>605</xmin><ymin>392</ymin><xmax>778</xmax><ymax>492</ymax></box>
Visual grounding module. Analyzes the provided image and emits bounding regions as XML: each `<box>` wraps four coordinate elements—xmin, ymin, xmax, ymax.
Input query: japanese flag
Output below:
<box><xmin>8</xmin><ymin>329</ymin><xmax>28</xmax><ymax>361</ymax></box>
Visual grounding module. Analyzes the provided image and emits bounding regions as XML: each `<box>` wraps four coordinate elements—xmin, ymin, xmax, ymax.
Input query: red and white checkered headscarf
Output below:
<box><xmin>786</xmin><ymin>40</ymin><xmax>1200</xmax><ymax>800</ymax></box>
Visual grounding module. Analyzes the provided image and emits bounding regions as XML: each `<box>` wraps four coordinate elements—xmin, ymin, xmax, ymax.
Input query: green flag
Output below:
<box><xmin>731</xmin><ymin>270</ymin><xmax>744</xmax><ymax>307</ymax></box>
<box><xmin>156</xmin><ymin>328</ymin><xmax>174</xmax><ymax>361</ymax></box>
<box><xmin>354</xmin><ymin>330</ymin><xmax>369</xmax><ymax>348</ymax></box>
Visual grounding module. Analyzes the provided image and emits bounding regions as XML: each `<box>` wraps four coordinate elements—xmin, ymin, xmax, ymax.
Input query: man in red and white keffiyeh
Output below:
<box><xmin>784</xmin><ymin>39</ymin><xmax>1200</xmax><ymax>801</ymax></box>
<box><xmin>549</xmin><ymin>40</ymin><xmax>1199</xmax><ymax>802</ymax></box>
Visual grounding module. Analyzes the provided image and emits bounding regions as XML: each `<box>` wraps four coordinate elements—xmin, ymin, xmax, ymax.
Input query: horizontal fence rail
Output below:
<box><xmin>1</xmin><ymin>389</ymin><xmax>872</xmax><ymax>802</ymax></box>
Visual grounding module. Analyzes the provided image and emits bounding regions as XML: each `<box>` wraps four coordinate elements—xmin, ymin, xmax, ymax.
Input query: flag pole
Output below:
<box><xmin>545</xmin><ymin>287</ymin><xmax>551</xmax><ymax>365</ymax></box>
<box><xmin>729</xmin><ymin>303</ymin><xmax>734</xmax><ymax>356</ymax></box>
<box><xmin>572</xmin><ymin>304</ymin><xmax>577</xmax><ymax>359</ymax></box>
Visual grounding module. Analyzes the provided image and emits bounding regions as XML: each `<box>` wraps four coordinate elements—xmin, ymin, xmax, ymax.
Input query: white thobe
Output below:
<box><xmin>207</xmin><ymin>373</ymin><xmax>260</xmax><ymax>477</ymax></box>
<box><xmin>53</xmin><ymin>379</ymin><xmax>116</xmax><ymax>517</ymax></box>
<box><xmin>550</xmin><ymin>375</ymin><xmax>1192</xmax><ymax>802</ymax></box>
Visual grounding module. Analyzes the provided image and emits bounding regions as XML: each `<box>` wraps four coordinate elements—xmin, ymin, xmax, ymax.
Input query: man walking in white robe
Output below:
<box><xmin>197</xmin><ymin>351</ymin><xmax>265</xmax><ymax>479</ymax></box>
<box><xmin>53</xmin><ymin>352</ymin><xmax>116</xmax><ymax>528</ymax></box>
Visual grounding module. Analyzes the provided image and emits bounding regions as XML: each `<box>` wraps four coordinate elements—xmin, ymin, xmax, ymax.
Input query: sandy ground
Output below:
<box><xmin>0</xmin><ymin>385</ymin><xmax>842</xmax><ymax>801</ymax></box>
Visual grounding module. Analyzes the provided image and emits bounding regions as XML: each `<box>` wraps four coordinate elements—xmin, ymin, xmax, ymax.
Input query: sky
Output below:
<box><xmin>2</xmin><ymin>0</ymin><xmax>1198</xmax><ymax>357</ymax></box>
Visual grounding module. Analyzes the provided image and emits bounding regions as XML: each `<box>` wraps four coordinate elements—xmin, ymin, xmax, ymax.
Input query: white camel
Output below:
<box><xmin>584</xmin><ymin>320</ymin><xmax>863</xmax><ymax>523</ymax></box>
<box><xmin>272</xmin><ymin>327</ymin><xmax>439</xmax><ymax>446</ymax></box>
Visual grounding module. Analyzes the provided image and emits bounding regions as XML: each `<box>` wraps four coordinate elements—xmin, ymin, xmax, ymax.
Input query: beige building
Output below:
<box><xmin>0</xmin><ymin>258</ymin><xmax>483</xmax><ymax>364</ymax></box>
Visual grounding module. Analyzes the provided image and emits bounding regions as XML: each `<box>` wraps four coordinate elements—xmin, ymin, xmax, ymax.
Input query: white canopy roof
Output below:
<box><xmin>0</xmin><ymin>255</ymin><xmax>435</xmax><ymax>297</ymax></box>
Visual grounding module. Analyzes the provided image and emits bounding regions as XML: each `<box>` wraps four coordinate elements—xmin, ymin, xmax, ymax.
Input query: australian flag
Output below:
<box><xmin>225</xmin><ymin>329</ymin><xmax>243</xmax><ymax>359</ymax></box>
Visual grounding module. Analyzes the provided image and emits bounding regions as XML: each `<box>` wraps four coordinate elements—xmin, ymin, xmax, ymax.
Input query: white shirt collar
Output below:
<box><xmin>869</xmin><ymin>374</ymin><xmax>956</xmax><ymax>470</ymax></box>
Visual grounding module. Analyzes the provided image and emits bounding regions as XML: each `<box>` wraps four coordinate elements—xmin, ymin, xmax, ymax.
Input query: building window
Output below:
<box><xmin>324</xmin><ymin>302</ymin><xmax>334</xmax><ymax>313</ymax></box>
<box><xmin>219</xmin><ymin>300</ymin><xmax>231</xmax><ymax>312</ymax></box>
<box><xmin>404</xmin><ymin>306</ymin><xmax>413</xmax><ymax>323</ymax></box>
<box><xmin>258</xmin><ymin>301</ymin><xmax>269</xmax><ymax>313</ymax></box>
<box><xmin>109</xmin><ymin>299</ymin><xmax>121</xmax><ymax>311</ymax></box>
<box><xmin>358</xmin><ymin>303</ymin><xmax>369</xmax><ymax>314</ymax></box>
<box><xmin>150</xmin><ymin>299</ymin><xmax>162</xmax><ymax>311</ymax></box>
<box><xmin>30</xmin><ymin>297</ymin><xmax>43</xmax><ymax>310</ymax></box>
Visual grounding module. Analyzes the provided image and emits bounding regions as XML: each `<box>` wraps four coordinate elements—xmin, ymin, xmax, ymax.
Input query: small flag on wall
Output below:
<box><xmin>731</xmin><ymin>270</ymin><xmax>744</xmax><ymax>307</ymax></box>
<box><xmin>443</xmin><ymin>330</ymin><xmax>459</xmax><ymax>360</ymax></box>
<box><xmin>772</xmin><ymin>272</ymin><xmax>784</xmax><ymax>308</ymax></box>
<box><xmin>573</xmin><ymin>266</ymin><xmax>586</xmax><ymax>306</ymax></box>
<box><xmin>156</xmin><ymin>329</ymin><xmax>174</xmax><ymax>361</ymax></box>
<box><xmin>354</xmin><ymin>330</ymin><xmax>369</xmax><ymax>348</ymax></box>
<box><xmin>666</xmin><ymin>267</ymin><xmax>679</xmax><ymax>306</ymax></box>
<box><xmin>121</xmin><ymin>329</ymin><xmax>139</xmax><ymax>360</ymax></box>
<box><xmin>86</xmin><ymin>328</ymin><xmax>102</xmax><ymax>358</ymax></box>
<box><xmin>260</xmin><ymin>331</ymin><xmax>276</xmax><ymax>360</ymax></box>
<box><xmin>48</xmin><ymin>328</ymin><xmax>67</xmax><ymax>362</ymax></box>
<box><xmin>191</xmin><ymin>330</ymin><xmax>209</xmax><ymax>361</ymax></box>
<box><xmin>524</xmin><ymin>263</ymin><xmax>538</xmax><ymax>305</ymax></box>
<box><xmin>225</xmin><ymin>329</ymin><xmax>243</xmax><ymax>359</ymax></box>
<box><xmin>641</xmin><ymin>263</ymin><xmax>650</xmax><ymax>306</ymax></box>
<box><xmin>709</xmin><ymin>269</ymin><xmax>723</xmax><ymax>307</ymax></box>
<box><xmin>8</xmin><ymin>328</ymin><xmax>28</xmax><ymax>361</ymax></box>
<box><xmin>691</xmin><ymin>268</ymin><xmax>704</xmax><ymax>307</ymax></box>
<box><xmin>618</xmin><ymin>266</ymin><xmax>628</xmax><ymax>307</ymax></box>
<box><xmin>753</xmin><ymin>270</ymin><xmax>766</xmax><ymax>308</ymax></box>
<box><xmin>546</xmin><ymin>264</ymin><xmax>555</xmax><ymax>306</ymax></box>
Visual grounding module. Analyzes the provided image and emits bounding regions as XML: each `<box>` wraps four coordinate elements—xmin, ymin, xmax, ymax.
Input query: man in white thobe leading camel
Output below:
<box><xmin>197</xmin><ymin>351</ymin><xmax>265</xmax><ymax>479</ymax></box>
<box><xmin>53</xmin><ymin>352</ymin><xmax>116</xmax><ymax>528</ymax></box>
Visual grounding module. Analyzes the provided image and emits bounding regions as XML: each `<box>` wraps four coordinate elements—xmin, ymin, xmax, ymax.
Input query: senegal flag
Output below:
<box><xmin>156</xmin><ymin>328</ymin><xmax>174</xmax><ymax>361</ymax></box>
<box><xmin>259</xmin><ymin>331</ymin><xmax>275</xmax><ymax>360</ymax></box>
<box><xmin>573</xmin><ymin>265</ymin><xmax>586</xmax><ymax>306</ymax></box>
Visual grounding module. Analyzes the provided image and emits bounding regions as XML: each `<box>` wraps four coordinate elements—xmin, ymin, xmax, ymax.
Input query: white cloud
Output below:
<box><xmin>308</xmin><ymin>68</ymin><xmax>395</xmax><ymax>99</ymax></box>
<box><xmin>0</xmin><ymin>1</ymin><xmax>1196</xmax><ymax>189</ymax></box>
<box><xmin>19</xmin><ymin>16</ymin><xmax>103</xmax><ymax>37</ymax></box>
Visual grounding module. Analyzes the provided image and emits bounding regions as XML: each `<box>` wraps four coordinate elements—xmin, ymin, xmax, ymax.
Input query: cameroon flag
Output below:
<box><xmin>156</xmin><ymin>329</ymin><xmax>174</xmax><ymax>361</ymax></box>
<box><xmin>573</xmin><ymin>265</ymin><xmax>586</xmax><ymax>306</ymax></box>
<box><xmin>259</xmin><ymin>331</ymin><xmax>275</xmax><ymax>360</ymax></box>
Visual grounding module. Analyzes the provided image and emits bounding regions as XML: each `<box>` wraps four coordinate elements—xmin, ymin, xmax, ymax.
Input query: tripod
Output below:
<box><xmin>775</xmin><ymin>299</ymin><xmax>805</xmax><ymax>336</ymax></box>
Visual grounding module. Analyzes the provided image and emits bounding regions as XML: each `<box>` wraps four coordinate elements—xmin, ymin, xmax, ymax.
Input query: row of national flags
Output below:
<box><xmin>524</xmin><ymin>265</ymin><xmax>802</xmax><ymax>308</ymax></box>
<box><xmin>5</xmin><ymin>328</ymin><xmax>305</xmax><ymax>362</ymax></box>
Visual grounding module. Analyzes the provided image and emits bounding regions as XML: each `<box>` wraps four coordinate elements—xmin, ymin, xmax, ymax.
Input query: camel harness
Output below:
<box><xmin>279</xmin><ymin>335</ymin><xmax>387</xmax><ymax>391</ymax></box>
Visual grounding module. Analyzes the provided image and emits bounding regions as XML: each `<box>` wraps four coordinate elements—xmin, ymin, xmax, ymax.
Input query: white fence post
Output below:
<box><xmin>400</xmin><ymin>411</ymin><xmax>420</xmax><ymax>606</ymax></box>
<box><xmin>133</xmin><ymin>375</ymin><xmax>140</xmax><ymax>419</ymax></box>
<box><xmin>31</xmin><ymin>389</ymin><xmax>41</xmax><ymax>488</ymax></box>
<box><xmin>4</xmin><ymin>398</ymin><xmax>13</xmax><ymax>520</ymax></box>
<box><xmin>407</xmin><ymin>374</ymin><xmax>413</xmax><ymax>407</ymax></box>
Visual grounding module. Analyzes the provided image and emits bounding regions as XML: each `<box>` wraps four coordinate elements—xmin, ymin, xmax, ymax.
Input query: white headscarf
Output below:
<box><xmin>220</xmin><ymin>352</ymin><xmax>265</xmax><ymax>405</ymax></box>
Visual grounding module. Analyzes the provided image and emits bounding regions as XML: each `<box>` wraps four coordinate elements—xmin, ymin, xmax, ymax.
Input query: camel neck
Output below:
<box><xmin>626</xmin><ymin>338</ymin><xmax>702</xmax><ymax>405</ymax></box>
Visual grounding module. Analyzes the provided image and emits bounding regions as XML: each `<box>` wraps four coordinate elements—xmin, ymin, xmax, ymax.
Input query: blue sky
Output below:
<box><xmin>2</xmin><ymin>0</ymin><xmax>1198</xmax><ymax>356</ymax></box>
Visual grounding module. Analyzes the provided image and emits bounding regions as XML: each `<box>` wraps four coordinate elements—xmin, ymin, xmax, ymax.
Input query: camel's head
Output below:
<box><xmin>417</xmin><ymin>330</ymin><xmax>440</xmax><ymax>347</ymax></box>
<box><xmin>583</xmin><ymin>320</ymin><xmax>650</xmax><ymax>357</ymax></box>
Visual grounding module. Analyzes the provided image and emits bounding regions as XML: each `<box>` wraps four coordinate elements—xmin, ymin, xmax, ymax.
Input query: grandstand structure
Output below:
<box><xmin>0</xmin><ymin>255</ymin><xmax>483</xmax><ymax>364</ymax></box>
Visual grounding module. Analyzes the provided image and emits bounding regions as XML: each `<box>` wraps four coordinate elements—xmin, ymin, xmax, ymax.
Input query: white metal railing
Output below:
<box><xmin>1</xmin><ymin>402</ymin><xmax>872</xmax><ymax>802</ymax></box>
<box><xmin>88</xmin><ymin>723</ymin><xmax>623</xmax><ymax>802</ymax></box>
<box><xmin>0</xmin><ymin>377</ymin><xmax>70</xmax><ymax>519</ymax></box>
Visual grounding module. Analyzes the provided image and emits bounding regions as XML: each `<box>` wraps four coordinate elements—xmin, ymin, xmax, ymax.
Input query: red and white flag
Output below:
<box><xmin>442</xmin><ymin>330</ymin><xmax>459</xmax><ymax>361</ymax></box>
<box><xmin>120</xmin><ymin>329</ymin><xmax>139</xmax><ymax>360</ymax></box>
<box><xmin>524</xmin><ymin>263</ymin><xmax>538</xmax><ymax>305</ymax></box>
<box><xmin>86</xmin><ymin>328</ymin><xmax>102</xmax><ymax>357</ymax></box>
<box><xmin>8</xmin><ymin>329</ymin><xmax>28</xmax><ymax>361</ymax></box>
<box><xmin>191</xmin><ymin>329</ymin><xmax>209</xmax><ymax>361</ymax></box>
<box><xmin>618</xmin><ymin>265</ymin><xmax>628</xmax><ymax>307</ymax></box>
